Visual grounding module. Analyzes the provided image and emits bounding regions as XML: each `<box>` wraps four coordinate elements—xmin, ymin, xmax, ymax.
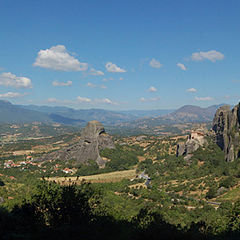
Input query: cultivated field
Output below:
<box><xmin>48</xmin><ymin>169</ymin><xmax>136</xmax><ymax>184</ymax></box>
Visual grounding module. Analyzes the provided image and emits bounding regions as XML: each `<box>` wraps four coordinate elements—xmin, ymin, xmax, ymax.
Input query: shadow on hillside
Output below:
<box><xmin>0</xmin><ymin>182</ymin><xmax>240</xmax><ymax>240</ymax></box>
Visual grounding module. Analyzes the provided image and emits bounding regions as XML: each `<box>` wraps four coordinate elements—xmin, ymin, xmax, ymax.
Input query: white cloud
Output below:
<box><xmin>46</xmin><ymin>98</ymin><xmax>74</xmax><ymax>104</ymax></box>
<box><xmin>186</xmin><ymin>88</ymin><xmax>197</xmax><ymax>92</ymax></box>
<box><xmin>0</xmin><ymin>92</ymin><xmax>26</xmax><ymax>98</ymax></box>
<box><xmin>52</xmin><ymin>80</ymin><xmax>72</xmax><ymax>87</ymax></box>
<box><xmin>195</xmin><ymin>96</ymin><xmax>214</xmax><ymax>101</ymax></box>
<box><xmin>148</xmin><ymin>86</ymin><xmax>157</xmax><ymax>92</ymax></box>
<box><xmin>86</xmin><ymin>82</ymin><xmax>107</xmax><ymax>89</ymax></box>
<box><xmin>105</xmin><ymin>62</ymin><xmax>126</xmax><ymax>73</ymax></box>
<box><xmin>177</xmin><ymin>63</ymin><xmax>187</xmax><ymax>70</ymax></box>
<box><xmin>33</xmin><ymin>45</ymin><xmax>88</xmax><ymax>71</ymax></box>
<box><xmin>103</xmin><ymin>77</ymin><xmax>114</xmax><ymax>82</ymax></box>
<box><xmin>46</xmin><ymin>96</ymin><xmax>116</xmax><ymax>105</ymax></box>
<box><xmin>86</xmin><ymin>82</ymin><xmax>97</xmax><ymax>88</ymax></box>
<box><xmin>0</xmin><ymin>72</ymin><xmax>32</xmax><ymax>88</ymax></box>
<box><xmin>95</xmin><ymin>98</ymin><xmax>116</xmax><ymax>105</ymax></box>
<box><xmin>191</xmin><ymin>50</ymin><xmax>224</xmax><ymax>62</ymax></box>
<box><xmin>149</xmin><ymin>58</ymin><xmax>162</xmax><ymax>68</ymax></box>
<box><xmin>89</xmin><ymin>68</ymin><xmax>104</xmax><ymax>76</ymax></box>
<box><xmin>47</xmin><ymin>98</ymin><xmax>59</xmax><ymax>103</ymax></box>
<box><xmin>140</xmin><ymin>97</ymin><xmax>160</xmax><ymax>102</ymax></box>
<box><xmin>76</xmin><ymin>96</ymin><xmax>92</xmax><ymax>103</ymax></box>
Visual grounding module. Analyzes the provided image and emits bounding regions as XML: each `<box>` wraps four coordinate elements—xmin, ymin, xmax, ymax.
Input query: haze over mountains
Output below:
<box><xmin>118</xmin><ymin>104</ymin><xmax>228</xmax><ymax>127</ymax></box>
<box><xmin>0</xmin><ymin>100</ymin><xmax>228</xmax><ymax>126</ymax></box>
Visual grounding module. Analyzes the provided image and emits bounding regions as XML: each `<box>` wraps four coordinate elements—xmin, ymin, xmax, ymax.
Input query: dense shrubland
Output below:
<box><xmin>2</xmin><ymin>134</ymin><xmax>240</xmax><ymax>239</ymax></box>
<box><xmin>1</xmin><ymin>181</ymin><xmax>240</xmax><ymax>239</ymax></box>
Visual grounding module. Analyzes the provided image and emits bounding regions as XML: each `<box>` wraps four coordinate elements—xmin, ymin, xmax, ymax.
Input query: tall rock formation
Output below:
<box><xmin>39</xmin><ymin>121</ymin><xmax>115</xmax><ymax>166</ymax></box>
<box><xmin>212</xmin><ymin>104</ymin><xmax>240</xmax><ymax>162</ymax></box>
<box><xmin>177</xmin><ymin>130</ymin><xmax>207</xmax><ymax>160</ymax></box>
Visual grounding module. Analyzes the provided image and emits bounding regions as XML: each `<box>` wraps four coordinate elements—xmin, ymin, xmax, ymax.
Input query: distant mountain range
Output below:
<box><xmin>163</xmin><ymin>104</ymin><xmax>225</xmax><ymax>123</ymax></box>
<box><xmin>0</xmin><ymin>100</ymin><xmax>229</xmax><ymax>126</ymax></box>
<box><xmin>119</xmin><ymin>104</ymin><xmax>228</xmax><ymax>127</ymax></box>
<box><xmin>0</xmin><ymin>100</ymin><xmax>85</xmax><ymax>125</ymax></box>
<box><xmin>18</xmin><ymin>104</ymin><xmax>174</xmax><ymax>124</ymax></box>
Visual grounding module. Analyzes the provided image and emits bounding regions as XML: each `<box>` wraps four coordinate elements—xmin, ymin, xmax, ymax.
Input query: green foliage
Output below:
<box><xmin>230</xmin><ymin>200</ymin><xmax>240</xmax><ymax>231</ymax></box>
<box><xmin>101</xmin><ymin>144</ymin><xmax>139</xmax><ymax>171</ymax></box>
<box><xmin>206</xmin><ymin>186</ymin><xmax>218</xmax><ymax>199</ymax></box>
<box><xmin>15</xmin><ymin>181</ymin><xmax>93</xmax><ymax>227</ymax></box>
<box><xmin>193</xmin><ymin>140</ymin><xmax>225</xmax><ymax>167</ymax></box>
<box><xmin>219</xmin><ymin>176</ymin><xmax>237</xmax><ymax>188</ymax></box>
<box><xmin>76</xmin><ymin>160</ymin><xmax>100</xmax><ymax>176</ymax></box>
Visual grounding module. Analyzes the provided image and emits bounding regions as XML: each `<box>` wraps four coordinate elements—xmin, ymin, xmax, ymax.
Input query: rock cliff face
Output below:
<box><xmin>212</xmin><ymin>104</ymin><xmax>240</xmax><ymax>162</ymax></box>
<box><xmin>39</xmin><ymin>121</ymin><xmax>115</xmax><ymax>166</ymax></box>
<box><xmin>177</xmin><ymin>139</ymin><xmax>201</xmax><ymax>157</ymax></box>
<box><xmin>177</xmin><ymin>133</ymin><xmax>206</xmax><ymax>161</ymax></box>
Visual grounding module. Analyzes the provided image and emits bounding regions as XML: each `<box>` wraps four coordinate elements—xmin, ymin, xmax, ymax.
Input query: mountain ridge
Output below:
<box><xmin>0</xmin><ymin>100</ymin><xmax>230</xmax><ymax>126</ymax></box>
<box><xmin>120</xmin><ymin>104</ymin><xmax>229</xmax><ymax>127</ymax></box>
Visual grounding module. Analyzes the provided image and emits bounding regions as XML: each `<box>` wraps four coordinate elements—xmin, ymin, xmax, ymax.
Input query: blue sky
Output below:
<box><xmin>0</xmin><ymin>0</ymin><xmax>240</xmax><ymax>110</ymax></box>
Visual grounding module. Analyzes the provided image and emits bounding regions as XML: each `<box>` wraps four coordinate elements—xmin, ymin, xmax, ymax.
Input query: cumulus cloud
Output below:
<box><xmin>46</xmin><ymin>98</ymin><xmax>74</xmax><ymax>104</ymax></box>
<box><xmin>191</xmin><ymin>50</ymin><xmax>224</xmax><ymax>62</ymax></box>
<box><xmin>52</xmin><ymin>80</ymin><xmax>72</xmax><ymax>87</ymax></box>
<box><xmin>140</xmin><ymin>97</ymin><xmax>146</xmax><ymax>102</ymax></box>
<box><xmin>105</xmin><ymin>62</ymin><xmax>126</xmax><ymax>73</ymax></box>
<box><xmin>89</xmin><ymin>68</ymin><xmax>104</xmax><ymax>76</ymax></box>
<box><xmin>177</xmin><ymin>63</ymin><xmax>187</xmax><ymax>70</ymax></box>
<box><xmin>95</xmin><ymin>98</ymin><xmax>116</xmax><ymax>105</ymax></box>
<box><xmin>148</xmin><ymin>86</ymin><xmax>157</xmax><ymax>92</ymax></box>
<box><xmin>76</xmin><ymin>96</ymin><xmax>92</xmax><ymax>103</ymax></box>
<box><xmin>140</xmin><ymin>97</ymin><xmax>160</xmax><ymax>102</ymax></box>
<box><xmin>47</xmin><ymin>98</ymin><xmax>60</xmax><ymax>103</ymax></box>
<box><xmin>86</xmin><ymin>82</ymin><xmax>107</xmax><ymax>89</ymax></box>
<box><xmin>0</xmin><ymin>72</ymin><xmax>32</xmax><ymax>88</ymax></box>
<box><xmin>0</xmin><ymin>92</ymin><xmax>27</xmax><ymax>98</ymax></box>
<box><xmin>76</xmin><ymin>96</ymin><xmax>115</xmax><ymax>105</ymax></box>
<box><xmin>86</xmin><ymin>82</ymin><xmax>97</xmax><ymax>88</ymax></box>
<box><xmin>46</xmin><ymin>96</ymin><xmax>116</xmax><ymax>105</ymax></box>
<box><xmin>149</xmin><ymin>58</ymin><xmax>162</xmax><ymax>68</ymax></box>
<box><xmin>33</xmin><ymin>45</ymin><xmax>88</xmax><ymax>71</ymax></box>
<box><xmin>103</xmin><ymin>77</ymin><xmax>114</xmax><ymax>82</ymax></box>
<box><xmin>186</xmin><ymin>88</ymin><xmax>197</xmax><ymax>92</ymax></box>
<box><xmin>195</xmin><ymin>96</ymin><xmax>214</xmax><ymax>101</ymax></box>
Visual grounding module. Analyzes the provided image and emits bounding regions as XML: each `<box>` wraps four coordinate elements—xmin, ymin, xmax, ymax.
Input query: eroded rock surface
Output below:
<box><xmin>177</xmin><ymin>131</ymin><xmax>207</xmax><ymax>161</ymax></box>
<box><xmin>39</xmin><ymin>121</ymin><xmax>115</xmax><ymax>166</ymax></box>
<box><xmin>212</xmin><ymin>104</ymin><xmax>240</xmax><ymax>162</ymax></box>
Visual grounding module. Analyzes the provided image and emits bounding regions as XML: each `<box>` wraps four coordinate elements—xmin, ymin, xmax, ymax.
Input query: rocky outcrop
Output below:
<box><xmin>39</xmin><ymin>121</ymin><xmax>115</xmax><ymax>166</ymax></box>
<box><xmin>177</xmin><ymin>131</ymin><xmax>207</xmax><ymax>160</ymax></box>
<box><xmin>212</xmin><ymin>104</ymin><xmax>240</xmax><ymax>162</ymax></box>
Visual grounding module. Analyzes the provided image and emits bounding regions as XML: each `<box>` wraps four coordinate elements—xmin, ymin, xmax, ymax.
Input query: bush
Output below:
<box><xmin>206</xmin><ymin>186</ymin><xmax>218</xmax><ymax>199</ymax></box>
<box><xmin>0</xmin><ymin>179</ymin><xmax>4</xmax><ymax>186</ymax></box>
<box><xmin>77</xmin><ymin>160</ymin><xmax>100</xmax><ymax>176</ymax></box>
<box><xmin>219</xmin><ymin>176</ymin><xmax>237</xmax><ymax>189</ymax></box>
<box><xmin>101</xmin><ymin>145</ymin><xmax>138</xmax><ymax>171</ymax></box>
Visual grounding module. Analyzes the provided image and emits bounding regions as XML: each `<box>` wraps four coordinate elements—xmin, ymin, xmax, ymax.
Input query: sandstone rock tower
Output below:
<box><xmin>39</xmin><ymin>121</ymin><xmax>115</xmax><ymax>166</ymax></box>
<box><xmin>212</xmin><ymin>104</ymin><xmax>240</xmax><ymax>162</ymax></box>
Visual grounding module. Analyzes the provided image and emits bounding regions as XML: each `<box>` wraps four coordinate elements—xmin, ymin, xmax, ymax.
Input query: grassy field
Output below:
<box><xmin>48</xmin><ymin>169</ymin><xmax>136</xmax><ymax>184</ymax></box>
<box><xmin>217</xmin><ymin>188</ymin><xmax>240</xmax><ymax>202</ymax></box>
